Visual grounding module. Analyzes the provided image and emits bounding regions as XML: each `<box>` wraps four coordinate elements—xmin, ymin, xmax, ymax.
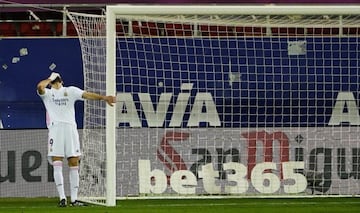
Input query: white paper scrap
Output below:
<box><xmin>12</xmin><ymin>57</ymin><xmax>20</xmax><ymax>63</ymax></box>
<box><xmin>288</xmin><ymin>40</ymin><xmax>306</xmax><ymax>56</ymax></box>
<box><xmin>20</xmin><ymin>48</ymin><xmax>28</xmax><ymax>56</ymax></box>
<box><xmin>49</xmin><ymin>63</ymin><xmax>57</xmax><ymax>71</ymax></box>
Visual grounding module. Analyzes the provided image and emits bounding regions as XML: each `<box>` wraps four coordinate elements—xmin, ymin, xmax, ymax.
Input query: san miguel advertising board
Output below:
<box><xmin>1</xmin><ymin>36</ymin><xmax>360</xmax><ymax>197</ymax></box>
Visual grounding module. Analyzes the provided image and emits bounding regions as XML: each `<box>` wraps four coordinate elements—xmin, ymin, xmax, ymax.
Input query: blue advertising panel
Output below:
<box><xmin>116</xmin><ymin>37</ymin><xmax>360</xmax><ymax>128</ymax></box>
<box><xmin>1</xmin><ymin>37</ymin><xmax>359</xmax><ymax>129</ymax></box>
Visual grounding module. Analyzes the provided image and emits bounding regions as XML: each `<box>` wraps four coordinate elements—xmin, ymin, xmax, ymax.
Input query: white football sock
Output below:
<box><xmin>53</xmin><ymin>161</ymin><xmax>66</xmax><ymax>200</ymax></box>
<box><xmin>69</xmin><ymin>166</ymin><xmax>79</xmax><ymax>202</ymax></box>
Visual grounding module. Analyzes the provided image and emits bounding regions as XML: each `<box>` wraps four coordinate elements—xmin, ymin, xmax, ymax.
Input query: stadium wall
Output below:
<box><xmin>0</xmin><ymin>37</ymin><xmax>360</xmax><ymax>197</ymax></box>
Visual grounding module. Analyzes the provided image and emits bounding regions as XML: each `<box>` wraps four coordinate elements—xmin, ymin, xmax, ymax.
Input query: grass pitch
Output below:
<box><xmin>0</xmin><ymin>197</ymin><xmax>359</xmax><ymax>213</ymax></box>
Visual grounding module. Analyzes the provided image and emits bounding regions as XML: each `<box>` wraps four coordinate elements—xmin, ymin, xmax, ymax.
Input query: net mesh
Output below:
<box><xmin>67</xmin><ymin>12</ymin><xmax>108</xmax><ymax>204</ymax></box>
<box><xmin>68</xmin><ymin>8</ymin><xmax>360</xmax><ymax>202</ymax></box>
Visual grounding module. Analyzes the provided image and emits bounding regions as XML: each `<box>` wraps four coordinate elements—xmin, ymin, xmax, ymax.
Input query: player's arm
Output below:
<box><xmin>37</xmin><ymin>72</ymin><xmax>60</xmax><ymax>95</ymax></box>
<box><xmin>82</xmin><ymin>91</ymin><xmax>116</xmax><ymax>106</ymax></box>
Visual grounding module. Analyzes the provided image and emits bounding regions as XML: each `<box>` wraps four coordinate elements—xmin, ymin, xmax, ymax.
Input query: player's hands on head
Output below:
<box><xmin>48</xmin><ymin>72</ymin><xmax>60</xmax><ymax>81</ymax></box>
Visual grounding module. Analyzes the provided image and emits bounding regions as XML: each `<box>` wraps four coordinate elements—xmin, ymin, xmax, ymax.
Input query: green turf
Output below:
<box><xmin>0</xmin><ymin>197</ymin><xmax>359</xmax><ymax>213</ymax></box>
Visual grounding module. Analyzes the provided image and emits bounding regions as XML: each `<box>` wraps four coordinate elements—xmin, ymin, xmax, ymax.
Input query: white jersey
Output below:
<box><xmin>38</xmin><ymin>86</ymin><xmax>84</xmax><ymax>128</ymax></box>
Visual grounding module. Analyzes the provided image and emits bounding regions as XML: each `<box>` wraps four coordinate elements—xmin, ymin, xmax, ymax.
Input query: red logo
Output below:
<box><xmin>242</xmin><ymin>131</ymin><xmax>290</xmax><ymax>179</ymax></box>
<box><xmin>157</xmin><ymin>132</ymin><xmax>190</xmax><ymax>183</ymax></box>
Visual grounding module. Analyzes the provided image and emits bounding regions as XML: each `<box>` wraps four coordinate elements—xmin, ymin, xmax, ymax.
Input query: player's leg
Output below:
<box><xmin>65</xmin><ymin>125</ymin><xmax>86</xmax><ymax>206</ymax></box>
<box><xmin>48</xmin><ymin>124</ymin><xmax>67</xmax><ymax>207</ymax></box>
<box><xmin>68</xmin><ymin>156</ymin><xmax>82</xmax><ymax>206</ymax></box>
<box><xmin>52</xmin><ymin>156</ymin><xmax>66</xmax><ymax>207</ymax></box>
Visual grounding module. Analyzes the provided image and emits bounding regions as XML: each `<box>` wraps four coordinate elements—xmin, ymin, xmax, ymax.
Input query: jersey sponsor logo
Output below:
<box><xmin>52</xmin><ymin>97</ymin><xmax>69</xmax><ymax>106</ymax></box>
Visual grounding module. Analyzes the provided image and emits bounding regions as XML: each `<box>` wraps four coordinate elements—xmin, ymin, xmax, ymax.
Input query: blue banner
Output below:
<box><xmin>1</xmin><ymin>37</ymin><xmax>359</xmax><ymax>129</ymax></box>
<box><xmin>117</xmin><ymin>37</ymin><xmax>360</xmax><ymax>128</ymax></box>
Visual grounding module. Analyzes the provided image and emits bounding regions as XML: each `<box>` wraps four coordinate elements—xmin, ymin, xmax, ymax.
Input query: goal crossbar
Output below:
<box><xmin>107</xmin><ymin>4</ymin><xmax>360</xmax><ymax>15</ymax></box>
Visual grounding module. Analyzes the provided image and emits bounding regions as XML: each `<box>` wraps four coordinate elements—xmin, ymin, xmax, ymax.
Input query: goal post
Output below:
<box><xmin>67</xmin><ymin>12</ymin><xmax>116</xmax><ymax>206</ymax></box>
<box><xmin>105</xmin><ymin>9</ymin><xmax>117</xmax><ymax>207</ymax></box>
<box><xmin>69</xmin><ymin>4</ymin><xmax>360</xmax><ymax>205</ymax></box>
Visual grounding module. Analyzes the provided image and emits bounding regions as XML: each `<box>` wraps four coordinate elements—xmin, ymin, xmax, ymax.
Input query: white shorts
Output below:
<box><xmin>47</xmin><ymin>122</ymin><xmax>81</xmax><ymax>164</ymax></box>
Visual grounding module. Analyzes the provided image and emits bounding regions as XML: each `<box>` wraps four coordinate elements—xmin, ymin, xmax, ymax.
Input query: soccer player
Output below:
<box><xmin>37</xmin><ymin>72</ymin><xmax>116</xmax><ymax>207</ymax></box>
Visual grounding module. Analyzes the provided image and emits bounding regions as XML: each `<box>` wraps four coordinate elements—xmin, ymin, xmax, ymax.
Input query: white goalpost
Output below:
<box><xmin>68</xmin><ymin>5</ymin><xmax>360</xmax><ymax>206</ymax></box>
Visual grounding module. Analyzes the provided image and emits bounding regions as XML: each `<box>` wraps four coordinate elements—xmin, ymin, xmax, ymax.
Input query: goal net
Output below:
<box><xmin>68</xmin><ymin>5</ymin><xmax>360</xmax><ymax>206</ymax></box>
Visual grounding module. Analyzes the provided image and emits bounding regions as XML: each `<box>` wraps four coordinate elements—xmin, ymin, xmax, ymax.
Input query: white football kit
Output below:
<box><xmin>38</xmin><ymin>86</ymin><xmax>84</xmax><ymax>162</ymax></box>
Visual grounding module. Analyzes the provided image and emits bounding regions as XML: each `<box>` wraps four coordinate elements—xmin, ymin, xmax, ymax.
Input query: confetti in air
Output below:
<box><xmin>49</xmin><ymin>63</ymin><xmax>57</xmax><ymax>71</ymax></box>
<box><xmin>12</xmin><ymin>57</ymin><xmax>20</xmax><ymax>64</ymax></box>
<box><xmin>19</xmin><ymin>48</ymin><xmax>28</xmax><ymax>56</ymax></box>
